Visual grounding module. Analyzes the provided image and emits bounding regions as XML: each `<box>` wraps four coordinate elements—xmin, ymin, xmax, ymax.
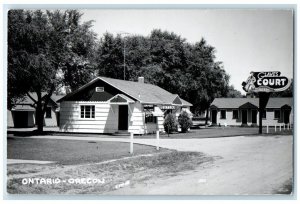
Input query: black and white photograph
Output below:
<box><xmin>5</xmin><ymin>5</ymin><xmax>294</xmax><ymax>197</ymax></box>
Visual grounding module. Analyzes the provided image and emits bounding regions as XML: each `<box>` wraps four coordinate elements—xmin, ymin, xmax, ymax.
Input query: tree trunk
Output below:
<box><xmin>35</xmin><ymin>86</ymin><xmax>55</xmax><ymax>134</ymax></box>
<box><xmin>36</xmin><ymin>92</ymin><xmax>44</xmax><ymax>134</ymax></box>
<box><xmin>205</xmin><ymin>107</ymin><xmax>209</xmax><ymax>125</ymax></box>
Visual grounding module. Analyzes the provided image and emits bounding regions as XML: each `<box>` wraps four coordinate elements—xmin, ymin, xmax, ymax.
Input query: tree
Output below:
<box><xmin>178</xmin><ymin>111</ymin><xmax>193</xmax><ymax>133</ymax></box>
<box><xmin>163</xmin><ymin>113</ymin><xmax>177</xmax><ymax>137</ymax></box>
<box><xmin>226</xmin><ymin>85</ymin><xmax>243</xmax><ymax>98</ymax></box>
<box><xmin>8</xmin><ymin>9</ymin><xmax>97</xmax><ymax>133</ymax></box>
<box><xmin>95</xmin><ymin>30</ymin><xmax>234</xmax><ymax>119</ymax></box>
<box><xmin>186</xmin><ymin>38</ymin><xmax>230</xmax><ymax>122</ymax></box>
<box><xmin>96</xmin><ymin>33</ymin><xmax>124</xmax><ymax>79</ymax></box>
<box><xmin>59</xmin><ymin>11</ymin><xmax>97</xmax><ymax>91</ymax></box>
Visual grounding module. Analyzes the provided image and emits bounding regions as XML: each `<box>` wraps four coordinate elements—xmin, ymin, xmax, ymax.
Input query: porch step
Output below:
<box><xmin>113</xmin><ymin>131</ymin><xmax>130</xmax><ymax>136</ymax></box>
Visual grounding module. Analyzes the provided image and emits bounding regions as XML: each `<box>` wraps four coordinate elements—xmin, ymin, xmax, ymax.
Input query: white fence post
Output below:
<box><xmin>156</xmin><ymin>130</ymin><xmax>160</xmax><ymax>151</ymax></box>
<box><xmin>267</xmin><ymin>125</ymin><xmax>269</xmax><ymax>134</ymax></box>
<box><xmin>130</xmin><ymin>132</ymin><xmax>133</xmax><ymax>154</ymax></box>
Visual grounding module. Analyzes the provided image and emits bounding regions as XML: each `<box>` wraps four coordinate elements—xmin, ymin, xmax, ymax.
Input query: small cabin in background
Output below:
<box><xmin>209</xmin><ymin>97</ymin><xmax>293</xmax><ymax>127</ymax></box>
<box><xmin>7</xmin><ymin>92</ymin><xmax>65</xmax><ymax>128</ymax></box>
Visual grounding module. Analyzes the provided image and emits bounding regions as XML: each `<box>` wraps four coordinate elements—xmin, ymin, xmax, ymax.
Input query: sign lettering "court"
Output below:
<box><xmin>257</xmin><ymin>77</ymin><xmax>287</xmax><ymax>86</ymax></box>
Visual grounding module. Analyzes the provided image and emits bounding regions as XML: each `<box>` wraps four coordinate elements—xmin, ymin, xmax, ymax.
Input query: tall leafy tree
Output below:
<box><xmin>186</xmin><ymin>38</ymin><xmax>230</xmax><ymax>122</ymax></box>
<box><xmin>146</xmin><ymin>29</ymin><xmax>188</xmax><ymax>94</ymax></box>
<box><xmin>8</xmin><ymin>9</ymin><xmax>96</xmax><ymax>133</ymax></box>
<box><xmin>95</xmin><ymin>29</ymin><xmax>240</xmax><ymax>121</ymax></box>
<box><xmin>96</xmin><ymin>33</ymin><xmax>124</xmax><ymax>79</ymax></box>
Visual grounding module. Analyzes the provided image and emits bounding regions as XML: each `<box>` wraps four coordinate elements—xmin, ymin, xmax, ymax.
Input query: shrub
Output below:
<box><xmin>178</xmin><ymin>111</ymin><xmax>193</xmax><ymax>133</ymax></box>
<box><xmin>163</xmin><ymin>113</ymin><xmax>177</xmax><ymax>137</ymax></box>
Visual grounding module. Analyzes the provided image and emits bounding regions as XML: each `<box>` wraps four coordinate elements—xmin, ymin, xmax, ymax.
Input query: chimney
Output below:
<box><xmin>65</xmin><ymin>86</ymin><xmax>72</xmax><ymax>94</ymax></box>
<box><xmin>138</xmin><ymin>77</ymin><xmax>144</xmax><ymax>83</ymax></box>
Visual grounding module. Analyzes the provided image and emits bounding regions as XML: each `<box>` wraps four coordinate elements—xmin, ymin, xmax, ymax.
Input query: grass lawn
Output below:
<box><xmin>7</xmin><ymin>150</ymin><xmax>216</xmax><ymax>194</ymax></box>
<box><xmin>7</xmin><ymin>138</ymin><xmax>167</xmax><ymax>165</ymax></box>
<box><xmin>132</xmin><ymin>127</ymin><xmax>293</xmax><ymax>139</ymax></box>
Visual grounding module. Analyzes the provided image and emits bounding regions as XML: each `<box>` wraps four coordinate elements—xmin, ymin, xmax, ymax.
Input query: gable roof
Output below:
<box><xmin>59</xmin><ymin>76</ymin><xmax>192</xmax><ymax>106</ymax></box>
<box><xmin>210</xmin><ymin>97</ymin><xmax>293</xmax><ymax>109</ymax></box>
<box><xmin>239</xmin><ymin>102</ymin><xmax>258</xmax><ymax>109</ymax></box>
<box><xmin>108</xmin><ymin>94</ymin><xmax>135</xmax><ymax>104</ymax></box>
<box><xmin>266</xmin><ymin>97</ymin><xmax>293</xmax><ymax>108</ymax></box>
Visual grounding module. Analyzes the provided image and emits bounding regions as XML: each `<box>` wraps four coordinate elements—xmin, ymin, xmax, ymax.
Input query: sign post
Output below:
<box><xmin>130</xmin><ymin>132</ymin><xmax>133</xmax><ymax>154</ymax></box>
<box><xmin>242</xmin><ymin>71</ymin><xmax>291</xmax><ymax>134</ymax></box>
<box><xmin>258</xmin><ymin>92</ymin><xmax>270</xmax><ymax>134</ymax></box>
<box><xmin>156</xmin><ymin>130</ymin><xmax>160</xmax><ymax>150</ymax></box>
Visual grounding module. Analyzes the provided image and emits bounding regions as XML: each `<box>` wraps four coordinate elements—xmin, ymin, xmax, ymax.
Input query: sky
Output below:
<box><xmin>80</xmin><ymin>9</ymin><xmax>294</xmax><ymax>94</ymax></box>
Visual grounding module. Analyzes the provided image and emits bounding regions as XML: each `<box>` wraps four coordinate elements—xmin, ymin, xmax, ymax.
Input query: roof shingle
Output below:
<box><xmin>60</xmin><ymin>76</ymin><xmax>192</xmax><ymax>106</ymax></box>
<box><xmin>211</xmin><ymin>97</ymin><xmax>292</xmax><ymax>109</ymax></box>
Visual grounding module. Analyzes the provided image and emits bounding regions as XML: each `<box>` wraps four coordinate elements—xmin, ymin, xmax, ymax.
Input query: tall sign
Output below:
<box><xmin>242</xmin><ymin>71</ymin><xmax>291</xmax><ymax>134</ymax></box>
<box><xmin>242</xmin><ymin>71</ymin><xmax>291</xmax><ymax>93</ymax></box>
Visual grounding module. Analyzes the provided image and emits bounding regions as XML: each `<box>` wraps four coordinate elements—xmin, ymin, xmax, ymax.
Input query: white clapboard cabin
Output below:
<box><xmin>210</xmin><ymin>97</ymin><xmax>293</xmax><ymax>127</ymax></box>
<box><xmin>58</xmin><ymin>76</ymin><xmax>192</xmax><ymax>135</ymax></box>
<box><xmin>7</xmin><ymin>92</ymin><xmax>65</xmax><ymax>128</ymax></box>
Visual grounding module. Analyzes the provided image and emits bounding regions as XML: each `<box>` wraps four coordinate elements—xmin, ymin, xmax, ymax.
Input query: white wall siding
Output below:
<box><xmin>60</xmin><ymin>101</ymin><xmax>118</xmax><ymax>133</ymax></box>
<box><xmin>128</xmin><ymin>103</ymin><xmax>166</xmax><ymax>134</ymax></box>
<box><xmin>128</xmin><ymin>103</ymin><xmax>145</xmax><ymax>134</ymax></box>
<box><xmin>44</xmin><ymin>107</ymin><xmax>57</xmax><ymax>127</ymax></box>
<box><xmin>7</xmin><ymin>110</ymin><xmax>14</xmax><ymax>127</ymax></box>
<box><xmin>217</xmin><ymin>110</ymin><xmax>242</xmax><ymax>126</ymax></box>
<box><xmin>60</xmin><ymin>101</ymin><xmax>175</xmax><ymax>135</ymax></box>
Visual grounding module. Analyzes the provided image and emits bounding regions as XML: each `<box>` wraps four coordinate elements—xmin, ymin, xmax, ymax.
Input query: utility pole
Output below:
<box><xmin>123</xmin><ymin>39</ymin><xmax>126</xmax><ymax>80</ymax></box>
<box><xmin>119</xmin><ymin>32</ymin><xmax>130</xmax><ymax>80</ymax></box>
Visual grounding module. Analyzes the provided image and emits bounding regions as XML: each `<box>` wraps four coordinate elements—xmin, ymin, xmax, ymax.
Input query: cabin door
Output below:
<box><xmin>283</xmin><ymin>109</ymin><xmax>290</xmax><ymax>124</ymax></box>
<box><xmin>252</xmin><ymin>110</ymin><xmax>257</xmax><ymax>124</ymax></box>
<box><xmin>14</xmin><ymin>111</ymin><xmax>28</xmax><ymax>128</ymax></box>
<box><xmin>118</xmin><ymin>105</ymin><xmax>128</xmax><ymax>130</ymax></box>
<box><xmin>242</xmin><ymin>110</ymin><xmax>248</xmax><ymax>124</ymax></box>
<box><xmin>211</xmin><ymin>110</ymin><xmax>217</xmax><ymax>124</ymax></box>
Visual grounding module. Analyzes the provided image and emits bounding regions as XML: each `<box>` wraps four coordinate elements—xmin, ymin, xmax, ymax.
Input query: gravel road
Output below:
<box><xmin>106</xmin><ymin>135</ymin><xmax>293</xmax><ymax>195</ymax></box>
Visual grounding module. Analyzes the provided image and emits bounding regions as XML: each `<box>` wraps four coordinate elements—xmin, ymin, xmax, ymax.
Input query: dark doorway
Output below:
<box><xmin>56</xmin><ymin>112</ymin><xmax>60</xmax><ymax>126</ymax></box>
<box><xmin>211</xmin><ymin>110</ymin><xmax>217</xmax><ymax>124</ymax></box>
<box><xmin>283</xmin><ymin>109</ymin><xmax>290</xmax><ymax>124</ymax></box>
<box><xmin>252</xmin><ymin>110</ymin><xmax>257</xmax><ymax>124</ymax></box>
<box><xmin>118</xmin><ymin>105</ymin><xmax>128</xmax><ymax>130</ymax></box>
<box><xmin>14</xmin><ymin>111</ymin><xmax>28</xmax><ymax>128</ymax></box>
<box><xmin>242</xmin><ymin>110</ymin><xmax>247</xmax><ymax>124</ymax></box>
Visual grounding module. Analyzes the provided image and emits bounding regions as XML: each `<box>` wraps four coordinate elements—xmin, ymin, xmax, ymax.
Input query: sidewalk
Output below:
<box><xmin>7</xmin><ymin>126</ymin><xmax>59</xmax><ymax>132</ymax></box>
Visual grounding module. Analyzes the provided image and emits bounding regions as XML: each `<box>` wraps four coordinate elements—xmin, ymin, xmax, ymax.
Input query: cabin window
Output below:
<box><xmin>80</xmin><ymin>105</ymin><xmax>95</xmax><ymax>118</ymax></box>
<box><xmin>145</xmin><ymin>114</ymin><xmax>157</xmax><ymax>123</ymax></box>
<box><xmin>95</xmin><ymin>87</ymin><xmax>104</xmax><ymax>92</ymax></box>
<box><xmin>262</xmin><ymin>110</ymin><xmax>266</xmax><ymax>119</ymax></box>
<box><xmin>232</xmin><ymin>110</ymin><xmax>239</xmax><ymax>119</ymax></box>
<box><xmin>274</xmin><ymin>110</ymin><xmax>280</xmax><ymax>119</ymax></box>
<box><xmin>45</xmin><ymin>107</ymin><xmax>52</xmax><ymax>118</ymax></box>
<box><xmin>220</xmin><ymin>110</ymin><xmax>226</xmax><ymax>119</ymax></box>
